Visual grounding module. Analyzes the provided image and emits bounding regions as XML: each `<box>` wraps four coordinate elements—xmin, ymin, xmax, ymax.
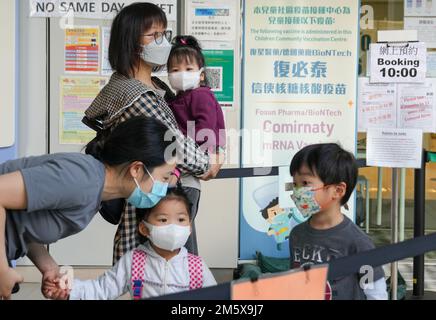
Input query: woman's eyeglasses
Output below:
<box><xmin>143</xmin><ymin>30</ymin><xmax>173</xmax><ymax>45</ymax></box>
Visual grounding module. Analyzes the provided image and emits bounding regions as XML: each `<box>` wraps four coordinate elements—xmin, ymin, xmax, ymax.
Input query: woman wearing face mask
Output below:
<box><xmin>0</xmin><ymin>116</ymin><xmax>176</xmax><ymax>300</ymax></box>
<box><xmin>166</xmin><ymin>35</ymin><xmax>226</xmax><ymax>255</ymax></box>
<box><xmin>82</xmin><ymin>3</ymin><xmax>224</xmax><ymax>264</ymax></box>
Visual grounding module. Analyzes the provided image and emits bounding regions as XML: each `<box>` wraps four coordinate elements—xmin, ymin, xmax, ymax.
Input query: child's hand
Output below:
<box><xmin>41</xmin><ymin>270</ymin><xmax>71</xmax><ymax>300</ymax></box>
<box><xmin>42</xmin><ymin>277</ymin><xmax>70</xmax><ymax>300</ymax></box>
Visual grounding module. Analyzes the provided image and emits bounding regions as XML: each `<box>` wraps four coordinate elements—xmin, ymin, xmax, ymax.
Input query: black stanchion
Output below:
<box><xmin>214</xmin><ymin>159</ymin><xmax>367</xmax><ymax>180</ymax></box>
<box><xmin>412</xmin><ymin>149</ymin><xmax>426</xmax><ymax>298</ymax></box>
<box><xmin>408</xmin><ymin>150</ymin><xmax>436</xmax><ymax>300</ymax></box>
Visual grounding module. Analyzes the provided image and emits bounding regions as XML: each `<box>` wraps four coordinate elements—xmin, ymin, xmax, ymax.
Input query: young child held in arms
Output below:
<box><xmin>167</xmin><ymin>35</ymin><xmax>226</xmax><ymax>155</ymax></box>
<box><xmin>289</xmin><ymin>143</ymin><xmax>387</xmax><ymax>300</ymax></box>
<box><xmin>45</xmin><ymin>188</ymin><xmax>216</xmax><ymax>300</ymax></box>
<box><xmin>165</xmin><ymin>35</ymin><xmax>226</xmax><ymax>254</ymax></box>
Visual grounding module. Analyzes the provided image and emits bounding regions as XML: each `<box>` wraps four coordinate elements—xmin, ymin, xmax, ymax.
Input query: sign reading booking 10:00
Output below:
<box><xmin>370</xmin><ymin>42</ymin><xmax>427</xmax><ymax>84</ymax></box>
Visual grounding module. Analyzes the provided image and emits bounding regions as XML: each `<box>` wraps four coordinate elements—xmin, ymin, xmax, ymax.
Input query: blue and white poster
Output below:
<box><xmin>240</xmin><ymin>0</ymin><xmax>360</xmax><ymax>260</ymax></box>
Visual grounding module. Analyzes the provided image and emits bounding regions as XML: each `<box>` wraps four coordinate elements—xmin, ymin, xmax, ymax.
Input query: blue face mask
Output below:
<box><xmin>127</xmin><ymin>166</ymin><xmax>169</xmax><ymax>209</ymax></box>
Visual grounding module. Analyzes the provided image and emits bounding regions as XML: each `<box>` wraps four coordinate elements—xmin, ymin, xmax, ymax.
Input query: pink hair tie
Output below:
<box><xmin>181</xmin><ymin>39</ymin><xmax>187</xmax><ymax>45</ymax></box>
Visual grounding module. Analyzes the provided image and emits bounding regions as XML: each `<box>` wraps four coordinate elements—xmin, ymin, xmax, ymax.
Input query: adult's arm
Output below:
<box><xmin>130</xmin><ymin>94</ymin><xmax>210</xmax><ymax>176</ymax></box>
<box><xmin>27</xmin><ymin>243</ymin><xmax>58</xmax><ymax>275</ymax></box>
<box><xmin>27</xmin><ymin>243</ymin><xmax>69</xmax><ymax>299</ymax></box>
<box><xmin>188</xmin><ymin>89</ymin><xmax>227</xmax><ymax>181</ymax></box>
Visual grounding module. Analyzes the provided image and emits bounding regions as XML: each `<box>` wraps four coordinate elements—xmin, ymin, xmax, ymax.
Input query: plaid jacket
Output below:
<box><xmin>85</xmin><ymin>73</ymin><xmax>210</xmax><ymax>263</ymax></box>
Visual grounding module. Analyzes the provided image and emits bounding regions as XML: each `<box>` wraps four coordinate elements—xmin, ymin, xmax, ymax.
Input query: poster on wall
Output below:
<box><xmin>398</xmin><ymin>80</ymin><xmax>436</xmax><ymax>132</ymax></box>
<box><xmin>60</xmin><ymin>77</ymin><xmax>107</xmax><ymax>144</ymax></box>
<box><xmin>404</xmin><ymin>17</ymin><xmax>436</xmax><ymax>49</ymax></box>
<box><xmin>203</xmin><ymin>49</ymin><xmax>234</xmax><ymax>108</ymax></box>
<box><xmin>358</xmin><ymin>77</ymin><xmax>436</xmax><ymax>133</ymax></box>
<box><xmin>427</xmin><ymin>52</ymin><xmax>436</xmax><ymax>78</ymax></box>
<box><xmin>369</xmin><ymin>42</ymin><xmax>427</xmax><ymax>84</ymax></box>
<box><xmin>29</xmin><ymin>0</ymin><xmax>177</xmax><ymax>21</ymax></box>
<box><xmin>101</xmin><ymin>26</ymin><xmax>112</xmax><ymax>76</ymax></box>
<box><xmin>65</xmin><ymin>27</ymin><xmax>100</xmax><ymax>74</ymax></box>
<box><xmin>405</xmin><ymin>0</ymin><xmax>436</xmax><ymax>17</ymax></box>
<box><xmin>358</xmin><ymin>77</ymin><xmax>397</xmax><ymax>131</ymax></box>
<box><xmin>240</xmin><ymin>0</ymin><xmax>359</xmax><ymax>260</ymax></box>
<box><xmin>186</xmin><ymin>0</ymin><xmax>237</xmax><ymax>42</ymax></box>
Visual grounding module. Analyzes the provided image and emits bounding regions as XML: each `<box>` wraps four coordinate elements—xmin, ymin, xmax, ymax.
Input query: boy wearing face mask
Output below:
<box><xmin>289</xmin><ymin>143</ymin><xmax>387</xmax><ymax>300</ymax></box>
<box><xmin>166</xmin><ymin>35</ymin><xmax>227</xmax><ymax>255</ymax></box>
<box><xmin>44</xmin><ymin>189</ymin><xmax>216</xmax><ymax>300</ymax></box>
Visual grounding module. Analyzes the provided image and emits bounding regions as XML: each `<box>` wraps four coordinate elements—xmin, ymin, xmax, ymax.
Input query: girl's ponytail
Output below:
<box><xmin>168</xmin><ymin>35</ymin><xmax>206</xmax><ymax>74</ymax></box>
<box><xmin>173</xmin><ymin>35</ymin><xmax>202</xmax><ymax>53</ymax></box>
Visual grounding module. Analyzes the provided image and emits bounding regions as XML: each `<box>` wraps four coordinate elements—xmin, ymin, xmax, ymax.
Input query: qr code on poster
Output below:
<box><xmin>205</xmin><ymin>67</ymin><xmax>223</xmax><ymax>92</ymax></box>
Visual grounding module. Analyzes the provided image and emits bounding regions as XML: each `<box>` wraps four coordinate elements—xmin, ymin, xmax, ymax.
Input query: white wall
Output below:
<box><xmin>0</xmin><ymin>0</ymin><xmax>16</xmax><ymax>148</ymax></box>
<box><xmin>18</xmin><ymin>0</ymin><xmax>48</xmax><ymax>157</ymax></box>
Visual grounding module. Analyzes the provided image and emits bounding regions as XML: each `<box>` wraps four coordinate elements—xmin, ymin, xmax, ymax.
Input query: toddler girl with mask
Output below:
<box><xmin>165</xmin><ymin>35</ymin><xmax>227</xmax><ymax>255</ymax></box>
<box><xmin>44</xmin><ymin>188</ymin><xmax>217</xmax><ymax>300</ymax></box>
<box><xmin>167</xmin><ymin>35</ymin><xmax>226</xmax><ymax>155</ymax></box>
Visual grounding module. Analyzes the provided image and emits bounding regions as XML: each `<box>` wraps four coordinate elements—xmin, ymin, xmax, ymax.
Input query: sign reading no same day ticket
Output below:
<box><xmin>240</xmin><ymin>1</ymin><xmax>360</xmax><ymax>260</ymax></box>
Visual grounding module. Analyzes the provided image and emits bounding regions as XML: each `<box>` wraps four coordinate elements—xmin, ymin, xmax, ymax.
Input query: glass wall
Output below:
<box><xmin>358</xmin><ymin>0</ymin><xmax>436</xmax><ymax>253</ymax></box>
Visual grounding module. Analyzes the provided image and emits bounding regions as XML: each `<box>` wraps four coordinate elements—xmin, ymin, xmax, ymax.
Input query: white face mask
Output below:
<box><xmin>168</xmin><ymin>69</ymin><xmax>203</xmax><ymax>91</ymax></box>
<box><xmin>144</xmin><ymin>222</ymin><xmax>191</xmax><ymax>251</ymax></box>
<box><xmin>140</xmin><ymin>37</ymin><xmax>172</xmax><ymax>67</ymax></box>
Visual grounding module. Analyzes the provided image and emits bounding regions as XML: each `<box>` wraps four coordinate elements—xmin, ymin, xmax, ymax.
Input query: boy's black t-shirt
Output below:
<box><xmin>289</xmin><ymin>215</ymin><xmax>385</xmax><ymax>300</ymax></box>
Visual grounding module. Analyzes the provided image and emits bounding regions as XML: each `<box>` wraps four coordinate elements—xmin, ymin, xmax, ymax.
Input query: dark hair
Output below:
<box><xmin>109</xmin><ymin>2</ymin><xmax>168</xmax><ymax>77</ymax></box>
<box><xmin>168</xmin><ymin>35</ymin><xmax>208</xmax><ymax>86</ymax></box>
<box><xmin>138</xmin><ymin>187</ymin><xmax>192</xmax><ymax>222</ymax></box>
<box><xmin>85</xmin><ymin>116</ymin><xmax>173</xmax><ymax>171</ymax></box>
<box><xmin>137</xmin><ymin>188</ymin><xmax>192</xmax><ymax>244</ymax></box>
<box><xmin>289</xmin><ymin>143</ymin><xmax>358</xmax><ymax>205</ymax></box>
<box><xmin>261</xmin><ymin>197</ymin><xmax>279</xmax><ymax>219</ymax></box>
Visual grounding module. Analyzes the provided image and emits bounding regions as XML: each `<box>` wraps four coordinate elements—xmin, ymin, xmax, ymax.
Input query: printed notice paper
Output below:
<box><xmin>358</xmin><ymin>77</ymin><xmax>397</xmax><ymax>131</ymax></box>
<box><xmin>367</xmin><ymin>127</ymin><xmax>423</xmax><ymax>168</ymax></box>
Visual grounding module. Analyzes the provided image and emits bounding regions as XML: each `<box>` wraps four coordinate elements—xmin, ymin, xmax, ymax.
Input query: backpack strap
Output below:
<box><xmin>131</xmin><ymin>249</ymin><xmax>147</xmax><ymax>300</ymax></box>
<box><xmin>188</xmin><ymin>253</ymin><xmax>204</xmax><ymax>290</ymax></box>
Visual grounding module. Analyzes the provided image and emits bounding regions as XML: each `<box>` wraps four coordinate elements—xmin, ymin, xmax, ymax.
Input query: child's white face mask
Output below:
<box><xmin>168</xmin><ymin>68</ymin><xmax>203</xmax><ymax>92</ymax></box>
<box><xmin>143</xmin><ymin>221</ymin><xmax>191</xmax><ymax>251</ymax></box>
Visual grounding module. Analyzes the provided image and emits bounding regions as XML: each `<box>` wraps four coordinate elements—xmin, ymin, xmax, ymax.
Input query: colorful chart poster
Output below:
<box><xmin>240</xmin><ymin>0</ymin><xmax>359</xmax><ymax>260</ymax></box>
<box><xmin>65</xmin><ymin>27</ymin><xmax>100</xmax><ymax>74</ymax></box>
<box><xmin>101</xmin><ymin>26</ymin><xmax>112</xmax><ymax>76</ymax></box>
<box><xmin>203</xmin><ymin>49</ymin><xmax>234</xmax><ymax>108</ymax></box>
<box><xmin>358</xmin><ymin>77</ymin><xmax>397</xmax><ymax>132</ymax></box>
<box><xmin>60</xmin><ymin>77</ymin><xmax>107</xmax><ymax>144</ymax></box>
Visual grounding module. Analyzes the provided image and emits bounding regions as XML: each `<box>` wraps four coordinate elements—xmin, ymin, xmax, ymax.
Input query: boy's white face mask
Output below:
<box><xmin>168</xmin><ymin>68</ymin><xmax>203</xmax><ymax>92</ymax></box>
<box><xmin>144</xmin><ymin>221</ymin><xmax>191</xmax><ymax>251</ymax></box>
